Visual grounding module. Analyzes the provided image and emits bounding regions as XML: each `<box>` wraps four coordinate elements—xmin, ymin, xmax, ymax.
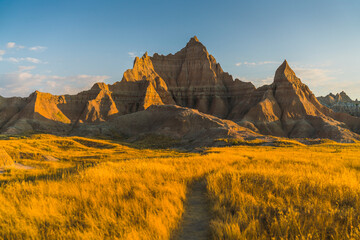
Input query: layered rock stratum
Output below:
<box><xmin>0</xmin><ymin>36</ymin><xmax>359</xmax><ymax>143</ymax></box>
<box><xmin>318</xmin><ymin>92</ymin><xmax>360</xmax><ymax>117</ymax></box>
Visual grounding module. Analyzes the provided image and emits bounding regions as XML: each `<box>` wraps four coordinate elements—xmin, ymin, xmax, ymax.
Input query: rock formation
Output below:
<box><xmin>0</xmin><ymin>36</ymin><xmax>359</xmax><ymax>143</ymax></box>
<box><xmin>318</xmin><ymin>91</ymin><xmax>360</xmax><ymax>117</ymax></box>
<box><xmin>0</xmin><ymin>86</ymin><xmax>119</xmax><ymax>134</ymax></box>
<box><xmin>73</xmin><ymin>104</ymin><xmax>269</xmax><ymax>147</ymax></box>
<box><xmin>150</xmin><ymin>36</ymin><xmax>236</xmax><ymax>118</ymax></box>
<box><xmin>109</xmin><ymin>52</ymin><xmax>175</xmax><ymax>114</ymax></box>
<box><xmin>228</xmin><ymin>61</ymin><xmax>360</xmax><ymax>141</ymax></box>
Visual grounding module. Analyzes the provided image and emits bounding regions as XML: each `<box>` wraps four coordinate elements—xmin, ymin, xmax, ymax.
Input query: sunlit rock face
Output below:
<box><xmin>109</xmin><ymin>52</ymin><xmax>175</xmax><ymax>115</ymax></box>
<box><xmin>318</xmin><ymin>92</ymin><xmax>360</xmax><ymax>117</ymax></box>
<box><xmin>0</xmin><ymin>85</ymin><xmax>121</xmax><ymax>134</ymax></box>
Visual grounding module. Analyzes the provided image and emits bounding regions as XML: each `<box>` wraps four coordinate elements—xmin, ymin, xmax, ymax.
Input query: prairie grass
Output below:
<box><xmin>0</xmin><ymin>135</ymin><xmax>236</xmax><ymax>239</ymax></box>
<box><xmin>1</xmin><ymin>135</ymin><xmax>360</xmax><ymax>239</ymax></box>
<box><xmin>206</xmin><ymin>144</ymin><xmax>360</xmax><ymax>239</ymax></box>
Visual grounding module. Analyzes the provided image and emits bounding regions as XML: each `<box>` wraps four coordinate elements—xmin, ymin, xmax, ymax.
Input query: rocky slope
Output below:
<box><xmin>73</xmin><ymin>104</ymin><xmax>270</xmax><ymax>147</ymax></box>
<box><xmin>0</xmin><ymin>36</ymin><xmax>359</xmax><ymax>142</ymax></box>
<box><xmin>318</xmin><ymin>92</ymin><xmax>360</xmax><ymax>117</ymax></box>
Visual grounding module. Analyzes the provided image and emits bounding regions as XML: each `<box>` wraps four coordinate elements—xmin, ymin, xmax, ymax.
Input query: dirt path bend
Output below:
<box><xmin>172</xmin><ymin>179</ymin><xmax>212</xmax><ymax>240</ymax></box>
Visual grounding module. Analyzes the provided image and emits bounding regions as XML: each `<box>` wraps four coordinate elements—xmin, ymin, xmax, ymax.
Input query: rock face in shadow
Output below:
<box><xmin>0</xmin><ymin>36</ymin><xmax>359</xmax><ymax>142</ymax></box>
<box><xmin>318</xmin><ymin>92</ymin><xmax>360</xmax><ymax>117</ymax></box>
<box><xmin>150</xmin><ymin>36</ymin><xmax>236</xmax><ymax>118</ymax></box>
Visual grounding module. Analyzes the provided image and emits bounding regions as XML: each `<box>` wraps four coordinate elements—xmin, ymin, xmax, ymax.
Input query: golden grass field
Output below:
<box><xmin>1</xmin><ymin>135</ymin><xmax>360</xmax><ymax>239</ymax></box>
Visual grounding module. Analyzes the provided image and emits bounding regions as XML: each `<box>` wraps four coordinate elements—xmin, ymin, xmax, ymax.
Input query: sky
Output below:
<box><xmin>0</xmin><ymin>0</ymin><xmax>360</xmax><ymax>99</ymax></box>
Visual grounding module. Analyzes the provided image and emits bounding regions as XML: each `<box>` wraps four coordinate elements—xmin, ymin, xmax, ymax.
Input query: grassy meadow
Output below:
<box><xmin>0</xmin><ymin>135</ymin><xmax>360</xmax><ymax>239</ymax></box>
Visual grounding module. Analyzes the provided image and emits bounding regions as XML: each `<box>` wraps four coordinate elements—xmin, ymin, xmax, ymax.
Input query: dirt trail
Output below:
<box><xmin>0</xmin><ymin>163</ymin><xmax>34</xmax><ymax>174</ymax></box>
<box><xmin>172</xmin><ymin>179</ymin><xmax>212</xmax><ymax>240</ymax></box>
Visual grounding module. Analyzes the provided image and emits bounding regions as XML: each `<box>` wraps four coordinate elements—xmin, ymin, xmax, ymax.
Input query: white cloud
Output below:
<box><xmin>0</xmin><ymin>50</ymin><xmax>5</xmax><ymax>55</ymax></box>
<box><xmin>235</xmin><ymin>76</ymin><xmax>274</xmax><ymax>88</ymax></box>
<box><xmin>6</xmin><ymin>42</ymin><xmax>16</xmax><ymax>48</ymax></box>
<box><xmin>7</xmin><ymin>57</ymin><xmax>19</xmax><ymax>63</ymax></box>
<box><xmin>291</xmin><ymin>66</ymin><xmax>356</xmax><ymax>97</ymax></box>
<box><xmin>293</xmin><ymin>67</ymin><xmax>338</xmax><ymax>86</ymax></box>
<box><xmin>260</xmin><ymin>61</ymin><xmax>280</xmax><ymax>65</ymax></box>
<box><xmin>6</xmin><ymin>42</ymin><xmax>24</xmax><ymax>49</ymax></box>
<box><xmin>29</xmin><ymin>46</ymin><xmax>47</xmax><ymax>51</ymax></box>
<box><xmin>0</xmin><ymin>68</ymin><xmax>111</xmax><ymax>97</ymax></box>
<box><xmin>18</xmin><ymin>66</ymin><xmax>36</xmax><ymax>72</ymax></box>
<box><xmin>6</xmin><ymin>57</ymin><xmax>42</xmax><ymax>64</ymax></box>
<box><xmin>5</xmin><ymin>42</ymin><xmax>47</xmax><ymax>51</ymax></box>
<box><xmin>25</xmin><ymin>57</ymin><xmax>42</xmax><ymax>64</ymax></box>
<box><xmin>128</xmin><ymin>52</ymin><xmax>137</xmax><ymax>58</ymax></box>
<box><xmin>235</xmin><ymin>61</ymin><xmax>281</xmax><ymax>67</ymax></box>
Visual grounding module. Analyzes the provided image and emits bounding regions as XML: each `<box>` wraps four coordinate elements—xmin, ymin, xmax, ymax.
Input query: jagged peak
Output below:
<box><xmin>190</xmin><ymin>35</ymin><xmax>199</xmax><ymax>42</ymax></box>
<box><xmin>186</xmin><ymin>35</ymin><xmax>204</xmax><ymax>48</ymax></box>
<box><xmin>91</xmin><ymin>82</ymin><xmax>109</xmax><ymax>91</ymax></box>
<box><xmin>133</xmin><ymin>52</ymin><xmax>152</xmax><ymax>67</ymax></box>
<box><xmin>339</xmin><ymin>91</ymin><xmax>348</xmax><ymax>96</ymax></box>
<box><xmin>29</xmin><ymin>90</ymin><xmax>42</xmax><ymax>98</ymax></box>
<box><xmin>336</xmin><ymin>91</ymin><xmax>352</xmax><ymax>102</ymax></box>
<box><xmin>274</xmin><ymin>60</ymin><xmax>300</xmax><ymax>84</ymax></box>
<box><xmin>276</xmin><ymin>60</ymin><xmax>294</xmax><ymax>75</ymax></box>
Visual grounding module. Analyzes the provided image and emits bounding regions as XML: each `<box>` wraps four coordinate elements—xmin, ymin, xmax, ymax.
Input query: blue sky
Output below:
<box><xmin>0</xmin><ymin>0</ymin><xmax>359</xmax><ymax>98</ymax></box>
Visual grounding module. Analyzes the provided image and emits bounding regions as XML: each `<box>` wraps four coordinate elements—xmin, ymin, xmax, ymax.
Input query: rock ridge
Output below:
<box><xmin>0</xmin><ymin>37</ymin><xmax>359</xmax><ymax>142</ymax></box>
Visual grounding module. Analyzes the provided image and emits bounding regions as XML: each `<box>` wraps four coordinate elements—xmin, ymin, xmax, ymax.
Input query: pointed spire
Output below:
<box><xmin>276</xmin><ymin>60</ymin><xmax>291</xmax><ymax>73</ymax></box>
<box><xmin>192</xmin><ymin>35</ymin><xmax>199</xmax><ymax>42</ymax></box>
<box><xmin>186</xmin><ymin>35</ymin><xmax>202</xmax><ymax>47</ymax></box>
<box><xmin>338</xmin><ymin>91</ymin><xmax>352</xmax><ymax>102</ymax></box>
<box><xmin>274</xmin><ymin>59</ymin><xmax>300</xmax><ymax>84</ymax></box>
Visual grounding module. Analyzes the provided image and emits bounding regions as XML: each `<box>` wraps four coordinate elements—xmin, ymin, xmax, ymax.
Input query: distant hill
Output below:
<box><xmin>318</xmin><ymin>91</ymin><xmax>360</xmax><ymax>117</ymax></box>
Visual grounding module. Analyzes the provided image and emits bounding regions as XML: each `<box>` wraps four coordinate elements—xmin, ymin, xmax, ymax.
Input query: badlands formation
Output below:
<box><xmin>0</xmin><ymin>36</ymin><xmax>359</xmax><ymax>143</ymax></box>
<box><xmin>318</xmin><ymin>91</ymin><xmax>360</xmax><ymax>117</ymax></box>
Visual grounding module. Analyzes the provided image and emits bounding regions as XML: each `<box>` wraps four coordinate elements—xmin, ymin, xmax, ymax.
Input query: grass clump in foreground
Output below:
<box><xmin>1</xmin><ymin>135</ymin><xmax>360</xmax><ymax>239</ymax></box>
